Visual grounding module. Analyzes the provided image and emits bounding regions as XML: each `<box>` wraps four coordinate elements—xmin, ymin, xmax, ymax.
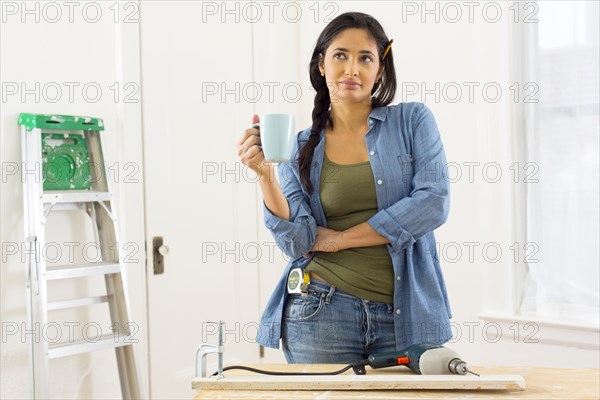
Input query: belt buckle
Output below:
<box><xmin>287</xmin><ymin>267</ymin><xmax>311</xmax><ymax>297</ymax></box>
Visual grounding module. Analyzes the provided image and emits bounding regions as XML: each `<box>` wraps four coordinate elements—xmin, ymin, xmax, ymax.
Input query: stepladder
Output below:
<box><xmin>18</xmin><ymin>113</ymin><xmax>143</xmax><ymax>399</ymax></box>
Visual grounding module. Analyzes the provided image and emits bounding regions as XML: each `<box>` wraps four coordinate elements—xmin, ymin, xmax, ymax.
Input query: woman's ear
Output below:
<box><xmin>376</xmin><ymin>66</ymin><xmax>384</xmax><ymax>82</ymax></box>
<box><xmin>318</xmin><ymin>53</ymin><xmax>324</xmax><ymax>75</ymax></box>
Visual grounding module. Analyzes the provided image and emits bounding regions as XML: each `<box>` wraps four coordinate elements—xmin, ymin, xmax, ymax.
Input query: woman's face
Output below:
<box><xmin>319</xmin><ymin>28</ymin><xmax>384</xmax><ymax>105</ymax></box>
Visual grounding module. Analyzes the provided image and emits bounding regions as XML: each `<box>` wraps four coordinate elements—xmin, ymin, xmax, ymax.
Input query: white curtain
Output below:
<box><xmin>520</xmin><ymin>1</ymin><xmax>600</xmax><ymax>325</ymax></box>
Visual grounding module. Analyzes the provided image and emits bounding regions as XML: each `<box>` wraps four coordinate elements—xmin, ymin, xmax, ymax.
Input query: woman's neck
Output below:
<box><xmin>329</xmin><ymin>102</ymin><xmax>373</xmax><ymax>135</ymax></box>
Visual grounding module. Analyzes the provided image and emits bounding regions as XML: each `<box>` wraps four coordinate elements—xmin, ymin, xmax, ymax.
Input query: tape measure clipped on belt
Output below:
<box><xmin>287</xmin><ymin>267</ymin><xmax>310</xmax><ymax>296</ymax></box>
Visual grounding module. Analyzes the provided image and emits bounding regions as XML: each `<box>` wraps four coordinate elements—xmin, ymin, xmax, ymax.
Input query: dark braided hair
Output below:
<box><xmin>297</xmin><ymin>12</ymin><xmax>397</xmax><ymax>194</ymax></box>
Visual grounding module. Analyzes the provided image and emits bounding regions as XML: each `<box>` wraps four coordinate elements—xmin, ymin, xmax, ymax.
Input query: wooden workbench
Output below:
<box><xmin>193</xmin><ymin>364</ymin><xmax>600</xmax><ymax>399</ymax></box>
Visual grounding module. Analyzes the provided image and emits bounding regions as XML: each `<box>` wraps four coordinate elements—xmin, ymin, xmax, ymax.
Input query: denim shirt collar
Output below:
<box><xmin>368</xmin><ymin>105</ymin><xmax>389</xmax><ymax>121</ymax></box>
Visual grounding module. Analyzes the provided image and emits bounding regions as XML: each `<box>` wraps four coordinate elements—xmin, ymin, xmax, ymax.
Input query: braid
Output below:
<box><xmin>298</xmin><ymin>81</ymin><xmax>331</xmax><ymax>194</ymax></box>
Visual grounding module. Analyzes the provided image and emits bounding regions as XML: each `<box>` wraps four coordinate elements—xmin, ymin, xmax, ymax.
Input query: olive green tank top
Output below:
<box><xmin>305</xmin><ymin>152</ymin><xmax>394</xmax><ymax>304</ymax></box>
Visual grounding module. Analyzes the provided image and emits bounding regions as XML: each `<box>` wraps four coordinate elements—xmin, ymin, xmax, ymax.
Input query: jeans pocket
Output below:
<box><xmin>283</xmin><ymin>293</ymin><xmax>325</xmax><ymax>322</ymax></box>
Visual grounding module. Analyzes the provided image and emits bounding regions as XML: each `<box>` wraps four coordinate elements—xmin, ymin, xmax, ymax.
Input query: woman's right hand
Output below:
<box><xmin>236</xmin><ymin>114</ymin><xmax>273</xmax><ymax>179</ymax></box>
<box><xmin>237</xmin><ymin>115</ymin><xmax>289</xmax><ymax>220</ymax></box>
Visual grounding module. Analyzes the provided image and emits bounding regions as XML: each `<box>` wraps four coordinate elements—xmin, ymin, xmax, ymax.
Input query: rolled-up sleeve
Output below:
<box><xmin>368</xmin><ymin>103</ymin><xmax>450</xmax><ymax>253</ymax></box>
<box><xmin>263</xmin><ymin>139</ymin><xmax>317</xmax><ymax>259</ymax></box>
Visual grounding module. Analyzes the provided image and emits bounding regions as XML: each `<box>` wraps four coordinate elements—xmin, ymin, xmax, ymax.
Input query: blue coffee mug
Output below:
<box><xmin>252</xmin><ymin>114</ymin><xmax>296</xmax><ymax>163</ymax></box>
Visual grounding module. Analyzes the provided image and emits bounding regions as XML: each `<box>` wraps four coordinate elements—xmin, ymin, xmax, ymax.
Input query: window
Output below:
<box><xmin>519</xmin><ymin>1</ymin><xmax>599</xmax><ymax>326</ymax></box>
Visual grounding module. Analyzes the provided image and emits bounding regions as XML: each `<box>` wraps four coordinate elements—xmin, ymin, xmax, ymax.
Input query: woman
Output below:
<box><xmin>236</xmin><ymin>12</ymin><xmax>452</xmax><ymax>364</ymax></box>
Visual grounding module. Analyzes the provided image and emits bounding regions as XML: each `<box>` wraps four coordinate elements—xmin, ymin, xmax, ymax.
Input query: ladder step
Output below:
<box><xmin>43</xmin><ymin>190</ymin><xmax>111</xmax><ymax>204</ymax></box>
<box><xmin>48</xmin><ymin>295</ymin><xmax>111</xmax><ymax>311</ymax></box>
<box><xmin>48</xmin><ymin>334</ymin><xmax>135</xmax><ymax>359</ymax></box>
<box><xmin>47</xmin><ymin>262</ymin><xmax>121</xmax><ymax>280</ymax></box>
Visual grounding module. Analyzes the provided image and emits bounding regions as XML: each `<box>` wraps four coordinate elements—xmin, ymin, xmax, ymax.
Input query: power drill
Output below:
<box><xmin>352</xmin><ymin>343</ymin><xmax>479</xmax><ymax>376</ymax></box>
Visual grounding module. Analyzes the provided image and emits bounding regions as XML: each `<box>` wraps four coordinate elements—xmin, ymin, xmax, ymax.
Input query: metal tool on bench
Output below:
<box><xmin>196</xmin><ymin>320</ymin><xmax>225</xmax><ymax>379</ymax></box>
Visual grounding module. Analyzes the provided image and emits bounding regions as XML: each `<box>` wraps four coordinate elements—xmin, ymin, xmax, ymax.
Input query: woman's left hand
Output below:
<box><xmin>303</xmin><ymin>226</ymin><xmax>345</xmax><ymax>258</ymax></box>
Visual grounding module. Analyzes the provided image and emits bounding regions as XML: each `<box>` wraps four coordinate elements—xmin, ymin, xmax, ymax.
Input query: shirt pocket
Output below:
<box><xmin>397</xmin><ymin>154</ymin><xmax>414</xmax><ymax>191</ymax></box>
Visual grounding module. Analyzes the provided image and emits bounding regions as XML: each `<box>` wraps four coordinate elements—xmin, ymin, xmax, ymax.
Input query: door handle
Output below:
<box><xmin>153</xmin><ymin>236</ymin><xmax>169</xmax><ymax>275</ymax></box>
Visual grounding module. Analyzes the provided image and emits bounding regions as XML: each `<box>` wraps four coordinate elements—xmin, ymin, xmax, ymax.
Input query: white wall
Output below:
<box><xmin>1</xmin><ymin>1</ymin><xmax>597</xmax><ymax>399</ymax></box>
<box><xmin>0</xmin><ymin>2</ymin><xmax>148</xmax><ymax>399</ymax></box>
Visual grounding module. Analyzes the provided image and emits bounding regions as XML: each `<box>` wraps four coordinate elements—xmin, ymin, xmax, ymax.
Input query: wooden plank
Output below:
<box><xmin>192</xmin><ymin>373</ymin><xmax>525</xmax><ymax>391</ymax></box>
<box><xmin>193</xmin><ymin>365</ymin><xmax>600</xmax><ymax>399</ymax></box>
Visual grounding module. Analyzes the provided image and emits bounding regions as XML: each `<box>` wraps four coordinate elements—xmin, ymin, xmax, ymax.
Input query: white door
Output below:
<box><xmin>140</xmin><ymin>2</ymin><xmax>261</xmax><ymax>398</ymax></box>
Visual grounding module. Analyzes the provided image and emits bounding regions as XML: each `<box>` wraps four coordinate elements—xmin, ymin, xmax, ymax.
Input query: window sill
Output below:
<box><xmin>477</xmin><ymin>312</ymin><xmax>600</xmax><ymax>350</ymax></box>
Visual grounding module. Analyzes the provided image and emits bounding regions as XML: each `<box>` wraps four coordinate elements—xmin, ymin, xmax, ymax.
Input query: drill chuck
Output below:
<box><xmin>448</xmin><ymin>358</ymin><xmax>468</xmax><ymax>375</ymax></box>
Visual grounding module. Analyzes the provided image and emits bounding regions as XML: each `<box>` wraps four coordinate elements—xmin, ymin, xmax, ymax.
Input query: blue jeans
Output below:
<box><xmin>281</xmin><ymin>278</ymin><xmax>397</xmax><ymax>364</ymax></box>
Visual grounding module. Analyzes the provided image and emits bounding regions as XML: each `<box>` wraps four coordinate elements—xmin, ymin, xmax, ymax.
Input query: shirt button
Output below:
<box><xmin>396</xmin><ymin>309</ymin><xmax>401</xmax><ymax>315</ymax></box>
<box><xmin>377</xmin><ymin>179</ymin><xmax>383</xmax><ymax>185</ymax></box>
<box><xmin>369</xmin><ymin>150</ymin><xmax>375</xmax><ymax>156</ymax></box>
<box><xmin>396</xmin><ymin>275</ymin><xmax>401</xmax><ymax>281</ymax></box>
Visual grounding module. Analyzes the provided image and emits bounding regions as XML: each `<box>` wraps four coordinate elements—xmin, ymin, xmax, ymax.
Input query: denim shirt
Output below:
<box><xmin>256</xmin><ymin>102</ymin><xmax>453</xmax><ymax>350</ymax></box>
